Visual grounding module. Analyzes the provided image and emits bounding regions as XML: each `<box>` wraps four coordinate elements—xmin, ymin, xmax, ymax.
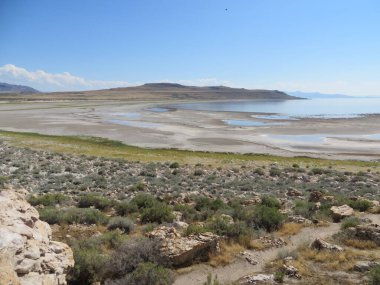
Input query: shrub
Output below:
<box><xmin>274</xmin><ymin>271</ymin><xmax>285</xmax><ymax>283</ymax></box>
<box><xmin>348</xmin><ymin>199</ymin><xmax>372</xmax><ymax>212</ymax></box>
<box><xmin>141</xmin><ymin>202</ymin><xmax>174</xmax><ymax>224</ymax></box>
<box><xmin>78</xmin><ymin>194</ymin><xmax>112</xmax><ymax>210</ymax></box>
<box><xmin>115</xmin><ymin>262</ymin><xmax>175</xmax><ymax>285</ymax></box>
<box><xmin>253</xmin><ymin>168</ymin><xmax>264</xmax><ymax>176</ymax></box>
<box><xmin>0</xmin><ymin>176</ymin><xmax>8</xmax><ymax>187</ymax></box>
<box><xmin>185</xmin><ymin>224</ymin><xmax>209</xmax><ymax>236</ymax></box>
<box><xmin>261</xmin><ymin>196</ymin><xmax>281</xmax><ymax>209</ymax></box>
<box><xmin>28</xmin><ymin>193</ymin><xmax>69</xmax><ymax>206</ymax></box>
<box><xmin>294</xmin><ymin>200</ymin><xmax>315</xmax><ymax>219</ymax></box>
<box><xmin>104</xmin><ymin>238</ymin><xmax>167</xmax><ymax>279</ymax></box>
<box><xmin>107</xmin><ymin>217</ymin><xmax>134</xmax><ymax>233</ymax></box>
<box><xmin>115</xmin><ymin>201</ymin><xmax>138</xmax><ymax>216</ymax></box>
<box><xmin>269</xmin><ymin>167</ymin><xmax>281</xmax><ymax>177</ymax></box>
<box><xmin>195</xmin><ymin>197</ymin><xmax>225</xmax><ymax>212</ymax></box>
<box><xmin>252</xmin><ymin>205</ymin><xmax>284</xmax><ymax>232</ymax></box>
<box><xmin>169</xmin><ymin>162</ymin><xmax>179</xmax><ymax>169</ymax></box>
<box><xmin>130</xmin><ymin>194</ymin><xmax>156</xmax><ymax>210</ymax></box>
<box><xmin>194</xmin><ymin>169</ymin><xmax>204</xmax><ymax>176</ymax></box>
<box><xmin>341</xmin><ymin>217</ymin><xmax>360</xmax><ymax>229</ymax></box>
<box><xmin>39</xmin><ymin>207</ymin><xmax>109</xmax><ymax>225</ymax></box>
<box><xmin>69</xmin><ymin>247</ymin><xmax>107</xmax><ymax>285</ymax></box>
<box><xmin>369</xmin><ymin>265</ymin><xmax>380</xmax><ymax>285</ymax></box>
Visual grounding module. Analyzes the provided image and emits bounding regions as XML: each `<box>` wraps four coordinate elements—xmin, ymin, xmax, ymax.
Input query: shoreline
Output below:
<box><xmin>0</xmin><ymin>100</ymin><xmax>379</xmax><ymax>162</ymax></box>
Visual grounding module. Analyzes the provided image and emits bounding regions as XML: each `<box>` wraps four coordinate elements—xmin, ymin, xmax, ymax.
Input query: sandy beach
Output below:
<box><xmin>0</xmin><ymin>100</ymin><xmax>379</xmax><ymax>161</ymax></box>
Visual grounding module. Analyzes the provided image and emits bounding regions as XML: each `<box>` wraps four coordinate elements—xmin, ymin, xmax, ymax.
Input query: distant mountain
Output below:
<box><xmin>0</xmin><ymin>82</ymin><xmax>40</xmax><ymax>94</ymax></box>
<box><xmin>288</xmin><ymin>91</ymin><xmax>352</xmax><ymax>99</ymax></box>
<box><xmin>0</xmin><ymin>82</ymin><xmax>301</xmax><ymax>101</ymax></box>
<box><xmin>105</xmin><ymin>83</ymin><xmax>300</xmax><ymax>100</ymax></box>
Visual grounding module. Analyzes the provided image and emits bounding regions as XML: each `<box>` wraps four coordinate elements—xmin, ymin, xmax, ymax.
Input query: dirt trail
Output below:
<box><xmin>174</xmin><ymin>214</ymin><xmax>380</xmax><ymax>285</ymax></box>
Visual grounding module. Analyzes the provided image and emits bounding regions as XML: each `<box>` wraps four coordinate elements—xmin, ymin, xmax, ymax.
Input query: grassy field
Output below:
<box><xmin>0</xmin><ymin>129</ymin><xmax>378</xmax><ymax>171</ymax></box>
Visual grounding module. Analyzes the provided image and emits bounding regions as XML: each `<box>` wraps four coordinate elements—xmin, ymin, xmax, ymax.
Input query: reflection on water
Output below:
<box><xmin>253</xmin><ymin>114</ymin><xmax>298</xmax><ymax>120</ymax></box>
<box><xmin>223</xmin><ymin>120</ymin><xmax>287</xmax><ymax>127</ymax></box>
<box><xmin>267</xmin><ymin>134</ymin><xmax>380</xmax><ymax>144</ymax></box>
<box><xmin>109</xmin><ymin>119</ymin><xmax>161</xmax><ymax>128</ymax></box>
<box><xmin>170</xmin><ymin>98</ymin><xmax>380</xmax><ymax>118</ymax></box>
<box><xmin>111</xmin><ymin>112</ymin><xmax>141</xmax><ymax>119</ymax></box>
<box><xmin>147</xmin><ymin>107</ymin><xmax>169</xmax><ymax>112</ymax></box>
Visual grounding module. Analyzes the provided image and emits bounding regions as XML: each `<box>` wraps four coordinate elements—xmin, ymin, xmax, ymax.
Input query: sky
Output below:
<box><xmin>0</xmin><ymin>0</ymin><xmax>380</xmax><ymax>95</ymax></box>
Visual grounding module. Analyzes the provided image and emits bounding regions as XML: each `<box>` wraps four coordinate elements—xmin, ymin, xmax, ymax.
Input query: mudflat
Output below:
<box><xmin>0</xmin><ymin>100</ymin><xmax>379</xmax><ymax>161</ymax></box>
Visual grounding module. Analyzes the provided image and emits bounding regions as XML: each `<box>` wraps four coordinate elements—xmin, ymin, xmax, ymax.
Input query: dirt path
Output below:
<box><xmin>174</xmin><ymin>214</ymin><xmax>380</xmax><ymax>285</ymax></box>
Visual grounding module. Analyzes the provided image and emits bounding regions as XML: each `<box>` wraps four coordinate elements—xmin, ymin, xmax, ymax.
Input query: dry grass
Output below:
<box><xmin>278</xmin><ymin>222</ymin><xmax>305</xmax><ymax>236</ymax></box>
<box><xmin>209</xmin><ymin>242</ymin><xmax>243</xmax><ymax>267</ymax></box>
<box><xmin>299</xmin><ymin>248</ymin><xmax>360</xmax><ymax>271</ymax></box>
<box><xmin>248</xmin><ymin>239</ymin><xmax>270</xmax><ymax>250</ymax></box>
<box><xmin>342</xmin><ymin>238</ymin><xmax>377</xmax><ymax>249</ymax></box>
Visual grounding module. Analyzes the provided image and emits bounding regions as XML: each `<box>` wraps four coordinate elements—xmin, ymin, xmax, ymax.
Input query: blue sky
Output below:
<box><xmin>0</xmin><ymin>0</ymin><xmax>380</xmax><ymax>95</ymax></box>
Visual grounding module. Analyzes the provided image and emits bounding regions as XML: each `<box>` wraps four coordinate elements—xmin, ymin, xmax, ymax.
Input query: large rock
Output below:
<box><xmin>0</xmin><ymin>189</ymin><xmax>74</xmax><ymax>285</ymax></box>
<box><xmin>310</xmin><ymin>238</ymin><xmax>343</xmax><ymax>252</ymax></box>
<box><xmin>330</xmin><ymin>205</ymin><xmax>354</xmax><ymax>222</ymax></box>
<box><xmin>350</xmin><ymin>224</ymin><xmax>380</xmax><ymax>245</ymax></box>
<box><xmin>147</xmin><ymin>225</ymin><xmax>219</xmax><ymax>267</ymax></box>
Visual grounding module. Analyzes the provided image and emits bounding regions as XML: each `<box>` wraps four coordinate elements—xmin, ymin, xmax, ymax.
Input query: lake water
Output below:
<box><xmin>170</xmin><ymin>98</ymin><xmax>380</xmax><ymax>118</ymax></box>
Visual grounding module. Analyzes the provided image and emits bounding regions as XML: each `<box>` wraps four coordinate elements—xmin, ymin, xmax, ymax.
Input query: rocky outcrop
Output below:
<box><xmin>349</xmin><ymin>224</ymin><xmax>380</xmax><ymax>245</ymax></box>
<box><xmin>240</xmin><ymin>274</ymin><xmax>274</xmax><ymax>284</ymax></box>
<box><xmin>330</xmin><ymin>205</ymin><xmax>354</xmax><ymax>222</ymax></box>
<box><xmin>310</xmin><ymin>238</ymin><xmax>343</xmax><ymax>252</ymax></box>
<box><xmin>147</xmin><ymin>225</ymin><xmax>219</xmax><ymax>267</ymax></box>
<box><xmin>0</xmin><ymin>189</ymin><xmax>74</xmax><ymax>285</ymax></box>
<box><xmin>353</xmin><ymin>261</ymin><xmax>380</xmax><ymax>272</ymax></box>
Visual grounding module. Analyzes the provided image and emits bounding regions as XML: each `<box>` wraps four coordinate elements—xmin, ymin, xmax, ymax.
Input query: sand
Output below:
<box><xmin>0</xmin><ymin>100</ymin><xmax>379</xmax><ymax>161</ymax></box>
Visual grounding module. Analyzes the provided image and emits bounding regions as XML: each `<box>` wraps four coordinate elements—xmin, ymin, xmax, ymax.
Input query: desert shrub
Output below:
<box><xmin>169</xmin><ymin>162</ymin><xmax>179</xmax><ymax>169</ymax></box>
<box><xmin>107</xmin><ymin>217</ymin><xmax>134</xmax><ymax>233</ymax></box>
<box><xmin>194</xmin><ymin>169</ymin><xmax>204</xmax><ymax>176</ymax></box>
<box><xmin>274</xmin><ymin>271</ymin><xmax>285</xmax><ymax>283</ymax></box>
<box><xmin>104</xmin><ymin>238</ymin><xmax>167</xmax><ymax>279</ymax></box>
<box><xmin>68</xmin><ymin>231</ymin><xmax>126</xmax><ymax>285</ymax></box>
<box><xmin>130</xmin><ymin>181</ymin><xmax>146</xmax><ymax>191</ymax></box>
<box><xmin>130</xmin><ymin>194</ymin><xmax>156</xmax><ymax>210</ymax></box>
<box><xmin>0</xmin><ymin>176</ymin><xmax>8</xmax><ymax>187</ymax></box>
<box><xmin>261</xmin><ymin>196</ymin><xmax>281</xmax><ymax>209</ymax></box>
<box><xmin>78</xmin><ymin>194</ymin><xmax>113</xmax><ymax>210</ymax></box>
<box><xmin>294</xmin><ymin>200</ymin><xmax>315</xmax><ymax>219</ymax></box>
<box><xmin>369</xmin><ymin>265</ymin><xmax>380</xmax><ymax>285</ymax></box>
<box><xmin>252</xmin><ymin>205</ymin><xmax>284</xmax><ymax>232</ymax></box>
<box><xmin>173</xmin><ymin>204</ymin><xmax>198</xmax><ymax>222</ymax></box>
<box><xmin>115</xmin><ymin>201</ymin><xmax>138</xmax><ymax>216</ymax></box>
<box><xmin>341</xmin><ymin>217</ymin><xmax>360</xmax><ymax>229</ymax></box>
<box><xmin>28</xmin><ymin>193</ymin><xmax>69</xmax><ymax>206</ymax></box>
<box><xmin>195</xmin><ymin>197</ymin><xmax>225</xmax><ymax>212</ymax></box>
<box><xmin>141</xmin><ymin>202</ymin><xmax>174</xmax><ymax>224</ymax></box>
<box><xmin>69</xmin><ymin>247</ymin><xmax>107</xmax><ymax>285</ymax></box>
<box><xmin>208</xmin><ymin>217</ymin><xmax>251</xmax><ymax>242</ymax></box>
<box><xmin>39</xmin><ymin>207</ymin><xmax>109</xmax><ymax>225</ymax></box>
<box><xmin>185</xmin><ymin>224</ymin><xmax>209</xmax><ymax>236</ymax></box>
<box><xmin>112</xmin><ymin>262</ymin><xmax>175</xmax><ymax>285</ymax></box>
<box><xmin>254</xmin><ymin>168</ymin><xmax>265</xmax><ymax>176</ymax></box>
<box><xmin>269</xmin><ymin>167</ymin><xmax>281</xmax><ymax>177</ymax></box>
<box><xmin>310</xmin><ymin>168</ymin><xmax>324</xmax><ymax>175</ymax></box>
<box><xmin>348</xmin><ymin>199</ymin><xmax>372</xmax><ymax>212</ymax></box>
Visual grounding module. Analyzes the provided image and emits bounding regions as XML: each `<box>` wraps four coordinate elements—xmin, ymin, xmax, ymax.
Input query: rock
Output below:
<box><xmin>287</xmin><ymin>188</ymin><xmax>302</xmax><ymax>197</ymax></box>
<box><xmin>352</xmin><ymin>224</ymin><xmax>380</xmax><ymax>245</ymax></box>
<box><xmin>241</xmin><ymin>251</ymin><xmax>258</xmax><ymax>265</ymax></box>
<box><xmin>288</xmin><ymin>215</ymin><xmax>312</xmax><ymax>225</ymax></box>
<box><xmin>309</xmin><ymin>191</ymin><xmax>324</xmax><ymax>202</ymax></box>
<box><xmin>310</xmin><ymin>238</ymin><xmax>344</xmax><ymax>252</ymax></box>
<box><xmin>330</xmin><ymin>205</ymin><xmax>354</xmax><ymax>222</ymax></box>
<box><xmin>353</xmin><ymin>261</ymin><xmax>380</xmax><ymax>272</ymax></box>
<box><xmin>240</xmin><ymin>274</ymin><xmax>274</xmax><ymax>284</ymax></box>
<box><xmin>0</xmin><ymin>189</ymin><xmax>74</xmax><ymax>285</ymax></box>
<box><xmin>172</xmin><ymin>221</ymin><xmax>189</xmax><ymax>231</ymax></box>
<box><xmin>147</xmin><ymin>225</ymin><xmax>219</xmax><ymax>267</ymax></box>
<box><xmin>281</xmin><ymin>264</ymin><xmax>301</xmax><ymax>279</ymax></box>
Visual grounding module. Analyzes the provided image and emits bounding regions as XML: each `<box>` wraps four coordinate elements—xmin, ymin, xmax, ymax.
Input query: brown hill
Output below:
<box><xmin>0</xmin><ymin>83</ymin><xmax>301</xmax><ymax>101</ymax></box>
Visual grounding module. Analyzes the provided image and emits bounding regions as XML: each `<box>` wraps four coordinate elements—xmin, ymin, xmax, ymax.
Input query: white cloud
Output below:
<box><xmin>0</xmin><ymin>64</ymin><xmax>132</xmax><ymax>92</ymax></box>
